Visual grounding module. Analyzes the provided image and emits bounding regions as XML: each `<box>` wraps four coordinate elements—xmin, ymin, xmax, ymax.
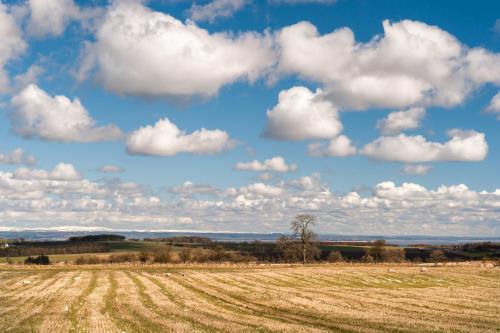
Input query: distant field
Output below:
<box><xmin>0</xmin><ymin>264</ymin><xmax>499</xmax><ymax>332</ymax></box>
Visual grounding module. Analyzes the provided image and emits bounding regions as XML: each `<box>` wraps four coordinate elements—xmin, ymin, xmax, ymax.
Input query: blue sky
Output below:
<box><xmin>0</xmin><ymin>0</ymin><xmax>499</xmax><ymax>235</ymax></box>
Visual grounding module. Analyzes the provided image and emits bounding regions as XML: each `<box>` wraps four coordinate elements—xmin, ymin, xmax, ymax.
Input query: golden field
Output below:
<box><xmin>0</xmin><ymin>264</ymin><xmax>499</xmax><ymax>333</ymax></box>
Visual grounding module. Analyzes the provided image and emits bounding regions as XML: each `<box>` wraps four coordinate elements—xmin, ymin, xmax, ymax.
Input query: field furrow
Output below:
<box><xmin>0</xmin><ymin>265</ymin><xmax>498</xmax><ymax>333</ymax></box>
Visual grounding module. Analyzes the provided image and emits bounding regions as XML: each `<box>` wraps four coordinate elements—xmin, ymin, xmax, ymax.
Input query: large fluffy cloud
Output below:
<box><xmin>377</xmin><ymin>108</ymin><xmax>426</xmax><ymax>135</ymax></box>
<box><xmin>263</xmin><ymin>86</ymin><xmax>342</xmax><ymax>140</ymax></box>
<box><xmin>10</xmin><ymin>84</ymin><xmax>123</xmax><ymax>142</ymax></box>
<box><xmin>361</xmin><ymin>130</ymin><xmax>488</xmax><ymax>162</ymax></box>
<box><xmin>0</xmin><ymin>3</ymin><xmax>27</xmax><ymax>93</ymax></box>
<box><xmin>79</xmin><ymin>0</ymin><xmax>275</xmax><ymax>98</ymax></box>
<box><xmin>126</xmin><ymin>118</ymin><xmax>236</xmax><ymax>156</ymax></box>
<box><xmin>234</xmin><ymin>156</ymin><xmax>297</xmax><ymax>172</ymax></box>
<box><xmin>276</xmin><ymin>19</ymin><xmax>500</xmax><ymax>110</ymax></box>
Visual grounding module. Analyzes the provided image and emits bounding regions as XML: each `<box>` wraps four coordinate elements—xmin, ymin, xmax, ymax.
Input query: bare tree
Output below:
<box><xmin>291</xmin><ymin>214</ymin><xmax>317</xmax><ymax>265</ymax></box>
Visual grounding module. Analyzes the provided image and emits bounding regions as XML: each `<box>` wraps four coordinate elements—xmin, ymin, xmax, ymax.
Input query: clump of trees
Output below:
<box><xmin>24</xmin><ymin>255</ymin><xmax>50</xmax><ymax>265</ymax></box>
<box><xmin>362</xmin><ymin>240</ymin><xmax>405</xmax><ymax>263</ymax></box>
<box><xmin>68</xmin><ymin>234</ymin><xmax>125</xmax><ymax>242</ymax></box>
<box><xmin>144</xmin><ymin>236</ymin><xmax>212</xmax><ymax>244</ymax></box>
<box><xmin>1</xmin><ymin>243</ymin><xmax>108</xmax><ymax>257</ymax></box>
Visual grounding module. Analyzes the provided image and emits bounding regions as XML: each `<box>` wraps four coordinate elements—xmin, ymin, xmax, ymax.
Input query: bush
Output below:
<box><xmin>107</xmin><ymin>253</ymin><xmax>137</xmax><ymax>263</ymax></box>
<box><xmin>191</xmin><ymin>249</ymin><xmax>211</xmax><ymax>263</ymax></box>
<box><xmin>179</xmin><ymin>248</ymin><xmax>192</xmax><ymax>263</ymax></box>
<box><xmin>369</xmin><ymin>240</ymin><xmax>387</xmax><ymax>261</ymax></box>
<box><xmin>75</xmin><ymin>256</ymin><xmax>103</xmax><ymax>265</ymax></box>
<box><xmin>381</xmin><ymin>248</ymin><xmax>405</xmax><ymax>263</ymax></box>
<box><xmin>24</xmin><ymin>255</ymin><xmax>50</xmax><ymax>265</ymax></box>
<box><xmin>153</xmin><ymin>247</ymin><xmax>172</xmax><ymax>263</ymax></box>
<box><xmin>327</xmin><ymin>251</ymin><xmax>343</xmax><ymax>263</ymax></box>
<box><xmin>361</xmin><ymin>254</ymin><xmax>374</xmax><ymax>263</ymax></box>
<box><xmin>429</xmin><ymin>250</ymin><xmax>447</xmax><ymax>263</ymax></box>
<box><xmin>138</xmin><ymin>251</ymin><xmax>150</xmax><ymax>263</ymax></box>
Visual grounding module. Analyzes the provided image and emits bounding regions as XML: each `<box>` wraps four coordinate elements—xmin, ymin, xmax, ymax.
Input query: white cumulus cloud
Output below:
<box><xmin>276</xmin><ymin>19</ymin><xmax>500</xmax><ymax>110</ymax></box>
<box><xmin>234</xmin><ymin>156</ymin><xmax>297</xmax><ymax>172</ymax></box>
<box><xmin>263</xmin><ymin>86</ymin><xmax>342</xmax><ymax>140</ymax></box>
<box><xmin>308</xmin><ymin>135</ymin><xmax>357</xmax><ymax>157</ymax></box>
<box><xmin>361</xmin><ymin>130</ymin><xmax>488</xmax><ymax>162</ymax></box>
<box><xmin>10</xmin><ymin>84</ymin><xmax>123</xmax><ymax>142</ymax></box>
<box><xmin>377</xmin><ymin>108</ymin><xmax>426</xmax><ymax>135</ymax></box>
<box><xmin>79</xmin><ymin>0</ymin><xmax>275</xmax><ymax>98</ymax></box>
<box><xmin>126</xmin><ymin>118</ymin><xmax>236</xmax><ymax>157</ymax></box>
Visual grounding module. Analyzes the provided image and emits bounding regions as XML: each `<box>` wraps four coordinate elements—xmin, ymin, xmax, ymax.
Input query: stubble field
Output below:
<box><xmin>0</xmin><ymin>264</ymin><xmax>498</xmax><ymax>333</ymax></box>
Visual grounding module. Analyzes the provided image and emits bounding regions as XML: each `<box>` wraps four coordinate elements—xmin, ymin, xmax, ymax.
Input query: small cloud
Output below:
<box><xmin>308</xmin><ymin>135</ymin><xmax>357</xmax><ymax>157</ymax></box>
<box><xmin>234</xmin><ymin>156</ymin><xmax>297</xmax><ymax>172</ymax></box>
<box><xmin>493</xmin><ymin>19</ymin><xmax>500</xmax><ymax>36</ymax></box>
<box><xmin>127</xmin><ymin>118</ymin><xmax>236</xmax><ymax>157</ymax></box>
<box><xmin>14</xmin><ymin>163</ymin><xmax>81</xmax><ymax>181</ymax></box>
<box><xmin>97</xmin><ymin>165</ymin><xmax>124</xmax><ymax>174</ymax></box>
<box><xmin>189</xmin><ymin>0</ymin><xmax>249</xmax><ymax>23</ymax></box>
<box><xmin>0</xmin><ymin>148</ymin><xmax>36</xmax><ymax>166</ymax></box>
<box><xmin>402</xmin><ymin>164</ymin><xmax>432</xmax><ymax>175</ymax></box>
<box><xmin>376</xmin><ymin>108</ymin><xmax>426</xmax><ymax>135</ymax></box>
<box><xmin>485</xmin><ymin>92</ymin><xmax>500</xmax><ymax>119</ymax></box>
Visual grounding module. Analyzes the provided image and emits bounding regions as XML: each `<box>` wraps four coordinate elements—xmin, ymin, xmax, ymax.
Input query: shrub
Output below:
<box><xmin>381</xmin><ymin>248</ymin><xmax>405</xmax><ymax>263</ymax></box>
<box><xmin>361</xmin><ymin>254</ymin><xmax>374</xmax><ymax>263</ymax></box>
<box><xmin>179</xmin><ymin>248</ymin><xmax>192</xmax><ymax>263</ymax></box>
<box><xmin>107</xmin><ymin>253</ymin><xmax>137</xmax><ymax>263</ymax></box>
<box><xmin>327</xmin><ymin>251</ymin><xmax>343</xmax><ymax>263</ymax></box>
<box><xmin>191</xmin><ymin>249</ymin><xmax>211</xmax><ymax>263</ymax></box>
<box><xmin>210</xmin><ymin>245</ymin><xmax>230</xmax><ymax>263</ymax></box>
<box><xmin>75</xmin><ymin>256</ymin><xmax>103</xmax><ymax>265</ymax></box>
<box><xmin>369</xmin><ymin>240</ymin><xmax>387</xmax><ymax>261</ymax></box>
<box><xmin>153</xmin><ymin>247</ymin><xmax>172</xmax><ymax>263</ymax></box>
<box><xmin>429</xmin><ymin>250</ymin><xmax>447</xmax><ymax>263</ymax></box>
<box><xmin>24</xmin><ymin>255</ymin><xmax>50</xmax><ymax>265</ymax></box>
<box><xmin>138</xmin><ymin>251</ymin><xmax>150</xmax><ymax>263</ymax></box>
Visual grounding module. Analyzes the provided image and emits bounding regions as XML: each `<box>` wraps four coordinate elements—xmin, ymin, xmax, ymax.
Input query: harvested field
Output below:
<box><xmin>0</xmin><ymin>264</ymin><xmax>499</xmax><ymax>332</ymax></box>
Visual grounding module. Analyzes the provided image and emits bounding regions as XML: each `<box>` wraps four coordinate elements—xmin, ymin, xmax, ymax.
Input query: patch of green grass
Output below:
<box><xmin>0</xmin><ymin>253</ymin><xmax>113</xmax><ymax>264</ymax></box>
<box><xmin>100</xmin><ymin>240</ymin><xmax>166</xmax><ymax>252</ymax></box>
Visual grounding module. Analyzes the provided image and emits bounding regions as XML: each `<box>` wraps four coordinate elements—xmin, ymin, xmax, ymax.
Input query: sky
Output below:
<box><xmin>0</xmin><ymin>0</ymin><xmax>499</xmax><ymax>236</ymax></box>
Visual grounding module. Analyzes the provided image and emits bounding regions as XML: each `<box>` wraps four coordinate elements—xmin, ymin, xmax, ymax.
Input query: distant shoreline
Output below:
<box><xmin>1</xmin><ymin>230</ymin><xmax>498</xmax><ymax>246</ymax></box>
